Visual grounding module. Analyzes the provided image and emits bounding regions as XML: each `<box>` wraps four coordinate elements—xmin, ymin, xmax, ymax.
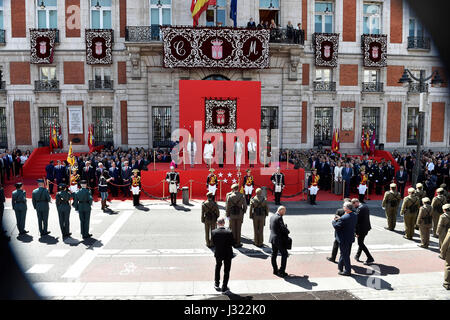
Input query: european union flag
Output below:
<box><xmin>230</xmin><ymin>0</ymin><xmax>237</xmax><ymax>27</ymax></box>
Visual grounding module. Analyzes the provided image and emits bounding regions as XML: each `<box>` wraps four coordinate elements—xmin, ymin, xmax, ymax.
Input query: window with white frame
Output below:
<box><xmin>363</xmin><ymin>69</ymin><xmax>379</xmax><ymax>83</ymax></box>
<box><xmin>314</xmin><ymin>1</ymin><xmax>334</xmax><ymax>33</ymax></box>
<box><xmin>150</xmin><ymin>0</ymin><xmax>172</xmax><ymax>26</ymax></box>
<box><xmin>37</xmin><ymin>0</ymin><xmax>57</xmax><ymax>29</ymax></box>
<box><xmin>206</xmin><ymin>0</ymin><xmax>227</xmax><ymax>27</ymax></box>
<box><xmin>94</xmin><ymin>67</ymin><xmax>111</xmax><ymax>81</ymax></box>
<box><xmin>315</xmin><ymin>68</ymin><xmax>332</xmax><ymax>82</ymax></box>
<box><xmin>363</xmin><ymin>3</ymin><xmax>381</xmax><ymax>34</ymax></box>
<box><xmin>409</xmin><ymin>7</ymin><xmax>423</xmax><ymax>38</ymax></box>
<box><xmin>91</xmin><ymin>0</ymin><xmax>112</xmax><ymax>29</ymax></box>
<box><xmin>40</xmin><ymin>66</ymin><xmax>57</xmax><ymax>81</ymax></box>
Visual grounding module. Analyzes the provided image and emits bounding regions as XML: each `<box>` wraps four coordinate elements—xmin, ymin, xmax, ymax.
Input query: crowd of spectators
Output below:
<box><xmin>0</xmin><ymin>149</ymin><xmax>31</xmax><ymax>185</ymax></box>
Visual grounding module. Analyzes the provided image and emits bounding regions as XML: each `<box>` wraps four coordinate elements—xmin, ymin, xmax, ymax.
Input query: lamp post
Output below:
<box><xmin>398</xmin><ymin>68</ymin><xmax>443</xmax><ymax>186</ymax></box>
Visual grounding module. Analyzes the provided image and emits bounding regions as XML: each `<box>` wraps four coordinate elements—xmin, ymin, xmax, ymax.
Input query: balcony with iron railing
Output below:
<box><xmin>30</xmin><ymin>28</ymin><xmax>60</xmax><ymax>43</ymax></box>
<box><xmin>89</xmin><ymin>80</ymin><xmax>114</xmax><ymax>91</ymax></box>
<box><xmin>408</xmin><ymin>82</ymin><xmax>429</xmax><ymax>93</ymax></box>
<box><xmin>313</xmin><ymin>81</ymin><xmax>336</xmax><ymax>92</ymax></box>
<box><xmin>407</xmin><ymin>36</ymin><xmax>431</xmax><ymax>50</ymax></box>
<box><xmin>34</xmin><ymin>80</ymin><xmax>60</xmax><ymax>92</ymax></box>
<box><xmin>0</xmin><ymin>30</ymin><xmax>5</xmax><ymax>45</ymax></box>
<box><xmin>361</xmin><ymin>82</ymin><xmax>384</xmax><ymax>93</ymax></box>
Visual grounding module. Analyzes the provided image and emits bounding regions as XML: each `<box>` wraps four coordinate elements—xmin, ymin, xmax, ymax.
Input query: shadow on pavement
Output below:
<box><xmin>173</xmin><ymin>205</ymin><xmax>191</xmax><ymax>212</ymax></box>
<box><xmin>351</xmin><ymin>263</ymin><xmax>400</xmax><ymax>276</ymax></box>
<box><xmin>16</xmin><ymin>234</ymin><xmax>33</xmax><ymax>243</ymax></box>
<box><xmin>104</xmin><ymin>208</ymin><xmax>119</xmax><ymax>215</ymax></box>
<box><xmin>38</xmin><ymin>234</ymin><xmax>59</xmax><ymax>245</ymax></box>
<box><xmin>63</xmin><ymin>236</ymin><xmax>81</xmax><ymax>246</ymax></box>
<box><xmin>350</xmin><ymin>273</ymin><xmax>394</xmax><ymax>291</ymax></box>
<box><xmin>135</xmin><ymin>205</ymin><xmax>150</xmax><ymax>212</ymax></box>
<box><xmin>82</xmin><ymin>237</ymin><xmax>103</xmax><ymax>249</ymax></box>
<box><xmin>283</xmin><ymin>274</ymin><xmax>318</xmax><ymax>290</ymax></box>
<box><xmin>223</xmin><ymin>291</ymin><xmax>254</xmax><ymax>300</ymax></box>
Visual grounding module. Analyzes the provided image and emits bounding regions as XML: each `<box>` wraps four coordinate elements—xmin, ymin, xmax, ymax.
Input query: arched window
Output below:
<box><xmin>202</xmin><ymin>74</ymin><xmax>230</xmax><ymax>81</ymax></box>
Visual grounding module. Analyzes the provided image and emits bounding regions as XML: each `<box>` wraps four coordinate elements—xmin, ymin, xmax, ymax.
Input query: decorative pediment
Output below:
<box><xmin>30</xmin><ymin>29</ymin><xmax>58</xmax><ymax>64</ymax></box>
<box><xmin>313</xmin><ymin>33</ymin><xmax>339</xmax><ymax>67</ymax></box>
<box><xmin>86</xmin><ymin>29</ymin><xmax>114</xmax><ymax>65</ymax></box>
<box><xmin>361</xmin><ymin>34</ymin><xmax>387</xmax><ymax>67</ymax></box>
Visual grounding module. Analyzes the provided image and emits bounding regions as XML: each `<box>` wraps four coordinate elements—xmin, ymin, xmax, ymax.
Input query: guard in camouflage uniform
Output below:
<box><xmin>416</xmin><ymin>197</ymin><xmax>433</xmax><ymax>248</ymax></box>
<box><xmin>439</xmin><ymin>228</ymin><xmax>450</xmax><ymax>290</ymax></box>
<box><xmin>249</xmin><ymin>188</ymin><xmax>269</xmax><ymax>247</ymax></box>
<box><xmin>32</xmin><ymin>179</ymin><xmax>52</xmax><ymax>237</ymax></box>
<box><xmin>432</xmin><ymin>188</ymin><xmax>447</xmax><ymax>238</ymax></box>
<box><xmin>382</xmin><ymin>183</ymin><xmax>402</xmax><ymax>231</ymax></box>
<box><xmin>56</xmin><ymin>183</ymin><xmax>72</xmax><ymax>238</ymax></box>
<box><xmin>225</xmin><ymin>183</ymin><xmax>247</xmax><ymax>248</ymax></box>
<box><xmin>11</xmin><ymin>182</ymin><xmax>28</xmax><ymax>235</ymax></box>
<box><xmin>73</xmin><ymin>180</ymin><xmax>93</xmax><ymax>239</ymax></box>
<box><xmin>400</xmin><ymin>188</ymin><xmax>420</xmax><ymax>240</ymax></box>
<box><xmin>201</xmin><ymin>192</ymin><xmax>220</xmax><ymax>247</ymax></box>
<box><xmin>437</xmin><ymin>204</ymin><xmax>450</xmax><ymax>248</ymax></box>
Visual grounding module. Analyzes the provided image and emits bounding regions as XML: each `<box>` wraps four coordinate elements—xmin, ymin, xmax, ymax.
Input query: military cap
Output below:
<box><xmin>390</xmin><ymin>183</ymin><xmax>397</xmax><ymax>188</ymax></box>
<box><xmin>422</xmin><ymin>197</ymin><xmax>431</xmax><ymax>204</ymax></box>
<box><xmin>441</xmin><ymin>184</ymin><xmax>447</xmax><ymax>188</ymax></box>
<box><xmin>437</xmin><ymin>188</ymin><xmax>444</xmax><ymax>193</ymax></box>
<box><xmin>443</xmin><ymin>204</ymin><xmax>450</xmax><ymax>211</ymax></box>
<box><xmin>206</xmin><ymin>192</ymin><xmax>213</xmax><ymax>197</ymax></box>
<box><xmin>132</xmin><ymin>169</ymin><xmax>139</xmax><ymax>174</ymax></box>
<box><xmin>80</xmin><ymin>180</ymin><xmax>87</xmax><ymax>185</ymax></box>
<box><xmin>15</xmin><ymin>182</ymin><xmax>23</xmax><ymax>188</ymax></box>
<box><xmin>231</xmin><ymin>183</ymin><xmax>239</xmax><ymax>190</ymax></box>
<box><xmin>416</xmin><ymin>183</ymin><xmax>423</xmax><ymax>188</ymax></box>
<box><xmin>58</xmin><ymin>183</ymin><xmax>67</xmax><ymax>189</ymax></box>
<box><xmin>408</xmin><ymin>187</ymin><xmax>415</xmax><ymax>193</ymax></box>
<box><xmin>37</xmin><ymin>179</ymin><xmax>44</xmax><ymax>183</ymax></box>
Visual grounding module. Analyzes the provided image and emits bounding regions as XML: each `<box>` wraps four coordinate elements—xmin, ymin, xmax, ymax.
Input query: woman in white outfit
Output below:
<box><xmin>334</xmin><ymin>161</ymin><xmax>343</xmax><ymax>195</ymax></box>
<box><xmin>203</xmin><ymin>140</ymin><xmax>214</xmax><ymax>168</ymax></box>
<box><xmin>234</xmin><ymin>137</ymin><xmax>243</xmax><ymax>169</ymax></box>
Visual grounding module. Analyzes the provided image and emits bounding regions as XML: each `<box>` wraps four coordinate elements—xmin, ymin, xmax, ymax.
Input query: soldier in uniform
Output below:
<box><xmin>69</xmin><ymin>167</ymin><xmax>80</xmax><ymax>194</ymax></box>
<box><xmin>201</xmin><ymin>192</ymin><xmax>220</xmax><ymax>247</ymax></box>
<box><xmin>166</xmin><ymin>166</ymin><xmax>180</xmax><ymax>206</ymax></box>
<box><xmin>73</xmin><ymin>180</ymin><xmax>93</xmax><ymax>239</ymax></box>
<box><xmin>400</xmin><ymin>188</ymin><xmax>420</xmax><ymax>240</ymax></box>
<box><xmin>440</xmin><ymin>184</ymin><xmax>449</xmax><ymax>202</ymax></box>
<box><xmin>437</xmin><ymin>204</ymin><xmax>450</xmax><ymax>248</ymax></box>
<box><xmin>55</xmin><ymin>183</ymin><xmax>72</xmax><ymax>238</ymax></box>
<box><xmin>439</xmin><ymin>227</ymin><xmax>450</xmax><ymax>290</ymax></box>
<box><xmin>206</xmin><ymin>168</ymin><xmax>218</xmax><ymax>202</ymax></box>
<box><xmin>416</xmin><ymin>197</ymin><xmax>433</xmax><ymax>248</ymax></box>
<box><xmin>11</xmin><ymin>182</ymin><xmax>28</xmax><ymax>235</ymax></box>
<box><xmin>357</xmin><ymin>167</ymin><xmax>369</xmax><ymax>203</ymax></box>
<box><xmin>249</xmin><ymin>188</ymin><xmax>269</xmax><ymax>247</ymax></box>
<box><xmin>382</xmin><ymin>183</ymin><xmax>402</xmax><ymax>231</ymax></box>
<box><xmin>431</xmin><ymin>188</ymin><xmax>447</xmax><ymax>238</ymax></box>
<box><xmin>32</xmin><ymin>179</ymin><xmax>51</xmax><ymax>237</ymax></box>
<box><xmin>225</xmin><ymin>183</ymin><xmax>247</xmax><ymax>248</ymax></box>
<box><xmin>131</xmin><ymin>169</ymin><xmax>141</xmax><ymax>206</ymax></box>
<box><xmin>415</xmin><ymin>183</ymin><xmax>427</xmax><ymax>230</ymax></box>
<box><xmin>242</xmin><ymin>169</ymin><xmax>254</xmax><ymax>205</ymax></box>
<box><xmin>271</xmin><ymin>167</ymin><xmax>285</xmax><ymax>206</ymax></box>
<box><xmin>308</xmin><ymin>169</ymin><xmax>320</xmax><ymax>205</ymax></box>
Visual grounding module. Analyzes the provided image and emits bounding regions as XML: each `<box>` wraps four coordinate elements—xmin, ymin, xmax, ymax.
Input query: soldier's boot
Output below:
<box><xmin>313</xmin><ymin>195</ymin><xmax>317</xmax><ymax>205</ymax></box>
<box><xmin>133</xmin><ymin>195</ymin><xmax>138</xmax><ymax>206</ymax></box>
<box><xmin>359</xmin><ymin>194</ymin><xmax>365</xmax><ymax>203</ymax></box>
<box><xmin>309</xmin><ymin>194</ymin><xmax>314</xmax><ymax>205</ymax></box>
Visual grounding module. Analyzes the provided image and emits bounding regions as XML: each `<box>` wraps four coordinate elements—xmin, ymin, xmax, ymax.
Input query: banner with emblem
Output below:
<box><xmin>30</xmin><ymin>29</ymin><xmax>58</xmax><ymax>64</ymax></box>
<box><xmin>86</xmin><ymin>29</ymin><xmax>114</xmax><ymax>65</ymax></box>
<box><xmin>161</xmin><ymin>26</ymin><xmax>270</xmax><ymax>69</ymax></box>
<box><xmin>313</xmin><ymin>33</ymin><xmax>339</xmax><ymax>67</ymax></box>
<box><xmin>361</xmin><ymin>34</ymin><xmax>387</xmax><ymax>67</ymax></box>
<box><xmin>205</xmin><ymin>98</ymin><xmax>237</xmax><ymax>133</ymax></box>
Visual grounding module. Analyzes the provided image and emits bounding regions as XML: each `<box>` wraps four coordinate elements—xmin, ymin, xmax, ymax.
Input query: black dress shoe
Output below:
<box><xmin>364</xmin><ymin>259</ymin><xmax>375</xmax><ymax>265</ymax></box>
<box><xmin>221</xmin><ymin>286</ymin><xmax>230</xmax><ymax>293</ymax></box>
<box><xmin>326</xmin><ymin>257</ymin><xmax>336</xmax><ymax>263</ymax></box>
<box><xmin>44</xmin><ymin>231</ymin><xmax>51</xmax><ymax>235</ymax></box>
<box><xmin>273</xmin><ymin>270</ymin><xmax>279</xmax><ymax>275</ymax></box>
<box><xmin>278</xmin><ymin>271</ymin><xmax>288</xmax><ymax>277</ymax></box>
<box><xmin>214</xmin><ymin>284</ymin><xmax>221</xmax><ymax>291</ymax></box>
<box><xmin>354</xmin><ymin>255</ymin><xmax>361</xmax><ymax>262</ymax></box>
<box><xmin>338</xmin><ymin>271</ymin><xmax>351</xmax><ymax>276</ymax></box>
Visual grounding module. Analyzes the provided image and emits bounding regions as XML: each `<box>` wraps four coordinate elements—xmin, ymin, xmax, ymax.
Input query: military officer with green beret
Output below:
<box><xmin>437</xmin><ymin>204</ymin><xmax>450</xmax><ymax>248</ymax></box>
<box><xmin>73</xmin><ymin>180</ymin><xmax>93</xmax><ymax>239</ymax></box>
<box><xmin>225</xmin><ymin>183</ymin><xmax>247</xmax><ymax>248</ymax></box>
<box><xmin>201</xmin><ymin>192</ymin><xmax>220</xmax><ymax>248</ymax></box>
<box><xmin>56</xmin><ymin>183</ymin><xmax>72</xmax><ymax>238</ymax></box>
<box><xmin>11</xmin><ymin>182</ymin><xmax>28</xmax><ymax>235</ymax></box>
<box><xmin>32</xmin><ymin>179</ymin><xmax>51</xmax><ymax>237</ymax></box>
<box><xmin>382</xmin><ymin>183</ymin><xmax>402</xmax><ymax>231</ymax></box>
<box><xmin>400</xmin><ymin>188</ymin><xmax>420</xmax><ymax>240</ymax></box>
<box><xmin>432</xmin><ymin>188</ymin><xmax>447</xmax><ymax>238</ymax></box>
<box><xmin>249</xmin><ymin>188</ymin><xmax>269</xmax><ymax>247</ymax></box>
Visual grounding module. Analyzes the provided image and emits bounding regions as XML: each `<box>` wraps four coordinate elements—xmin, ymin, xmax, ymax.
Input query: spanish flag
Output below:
<box><xmin>191</xmin><ymin>0</ymin><xmax>210</xmax><ymax>26</ymax></box>
<box><xmin>49</xmin><ymin>125</ymin><xmax>58</xmax><ymax>152</ymax></box>
<box><xmin>67</xmin><ymin>141</ymin><xmax>75</xmax><ymax>166</ymax></box>
<box><xmin>88</xmin><ymin>124</ymin><xmax>94</xmax><ymax>151</ymax></box>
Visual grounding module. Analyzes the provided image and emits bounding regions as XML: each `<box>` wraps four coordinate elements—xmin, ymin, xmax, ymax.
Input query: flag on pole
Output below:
<box><xmin>191</xmin><ymin>0</ymin><xmax>210</xmax><ymax>27</ymax></box>
<box><xmin>67</xmin><ymin>141</ymin><xmax>75</xmax><ymax>166</ymax></box>
<box><xmin>332</xmin><ymin>129</ymin><xmax>340</xmax><ymax>153</ymax></box>
<box><xmin>230</xmin><ymin>0</ymin><xmax>237</xmax><ymax>27</ymax></box>
<box><xmin>370</xmin><ymin>130</ymin><xmax>376</xmax><ymax>155</ymax></box>
<box><xmin>365</xmin><ymin>131</ymin><xmax>370</xmax><ymax>153</ymax></box>
<box><xmin>88</xmin><ymin>124</ymin><xmax>94</xmax><ymax>152</ymax></box>
<box><xmin>361</xmin><ymin>128</ymin><xmax>366</xmax><ymax>153</ymax></box>
<box><xmin>58</xmin><ymin>125</ymin><xmax>63</xmax><ymax>149</ymax></box>
<box><xmin>50</xmin><ymin>124</ymin><xmax>58</xmax><ymax>152</ymax></box>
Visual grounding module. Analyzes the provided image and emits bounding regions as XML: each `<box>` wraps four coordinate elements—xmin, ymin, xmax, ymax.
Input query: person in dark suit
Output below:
<box><xmin>327</xmin><ymin>198</ymin><xmax>351</xmax><ymax>263</ymax></box>
<box><xmin>121</xmin><ymin>161</ymin><xmax>132</xmax><ymax>197</ymax></box>
<box><xmin>269</xmin><ymin>206</ymin><xmax>290</xmax><ymax>277</ymax></box>
<box><xmin>396</xmin><ymin>166</ymin><xmax>408</xmax><ymax>198</ymax></box>
<box><xmin>45</xmin><ymin>161</ymin><xmax>56</xmax><ymax>194</ymax></box>
<box><xmin>342</xmin><ymin>163</ymin><xmax>353</xmax><ymax>198</ymax></box>
<box><xmin>108</xmin><ymin>161</ymin><xmax>120</xmax><ymax>197</ymax></box>
<box><xmin>332</xmin><ymin>201</ymin><xmax>358</xmax><ymax>276</ymax></box>
<box><xmin>352</xmin><ymin>198</ymin><xmax>374</xmax><ymax>265</ymax></box>
<box><xmin>211</xmin><ymin>217</ymin><xmax>234</xmax><ymax>293</ymax></box>
<box><xmin>247</xmin><ymin>17</ymin><xmax>256</xmax><ymax>29</ymax></box>
<box><xmin>81</xmin><ymin>161</ymin><xmax>96</xmax><ymax>195</ymax></box>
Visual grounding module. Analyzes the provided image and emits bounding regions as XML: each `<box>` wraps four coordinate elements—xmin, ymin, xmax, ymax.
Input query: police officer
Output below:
<box><xmin>56</xmin><ymin>183</ymin><xmax>72</xmax><ymax>238</ymax></box>
<box><xmin>382</xmin><ymin>183</ymin><xmax>402</xmax><ymax>231</ymax></box>
<box><xmin>416</xmin><ymin>197</ymin><xmax>433</xmax><ymax>248</ymax></box>
<box><xmin>166</xmin><ymin>166</ymin><xmax>180</xmax><ymax>206</ymax></box>
<box><xmin>201</xmin><ymin>192</ymin><xmax>220</xmax><ymax>247</ymax></box>
<box><xmin>242</xmin><ymin>169</ymin><xmax>254</xmax><ymax>205</ymax></box>
<box><xmin>400</xmin><ymin>188</ymin><xmax>420</xmax><ymax>240</ymax></box>
<box><xmin>32</xmin><ymin>179</ymin><xmax>51</xmax><ymax>237</ymax></box>
<box><xmin>206</xmin><ymin>168</ymin><xmax>218</xmax><ymax>202</ymax></box>
<box><xmin>73</xmin><ymin>180</ymin><xmax>93</xmax><ymax>239</ymax></box>
<box><xmin>432</xmin><ymin>188</ymin><xmax>447</xmax><ymax>238</ymax></box>
<box><xmin>249</xmin><ymin>188</ymin><xmax>269</xmax><ymax>247</ymax></box>
<box><xmin>225</xmin><ymin>183</ymin><xmax>247</xmax><ymax>248</ymax></box>
<box><xmin>11</xmin><ymin>182</ymin><xmax>28</xmax><ymax>235</ymax></box>
<box><xmin>271</xmin><ymin>167</ymin><xmax>285</xmax><ymax>206</ymax></box>
<box><xmin>131</xmin><ymin>169</ymin><xmax>141</xmax><ymax>206</ymax></box>
<box><xmin>439</xmin><ymin>227</ymin><xmax>450</xmax><ymax>290</ymax></box>
<box><xmin>437</xmin><ymin>204</ymin><xmax>450</xmax><ymax>248</ymax></box>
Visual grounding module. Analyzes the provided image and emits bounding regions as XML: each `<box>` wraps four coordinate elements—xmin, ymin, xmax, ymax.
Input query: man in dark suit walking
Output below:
<box><xmin>396</xmin><ymin>166</ymin><xmax>408</xmax><ymax>198</ymax></box>
<box><xmin>332</xmin><ymin>201</ymin><xmax>358</xmax><ymax>276</ymax></box>
<box><xmin>211</xmin><ymin>217</ymin><xmax>234</xmax><ymax>293</ymax></box>
<box><xmin>327</xmin><ymin>198</ymin><xmax>351</xmax><ymax>263</ymax></box>
<box><xmin>352</xmin><ymin>198</ymin><xmax>374</xmax><ymax>265</ymax></box>
<box><xmin>269</xmin><ymin>206</ymin><xmax>290</xmax><ymax>277</ymax></box>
